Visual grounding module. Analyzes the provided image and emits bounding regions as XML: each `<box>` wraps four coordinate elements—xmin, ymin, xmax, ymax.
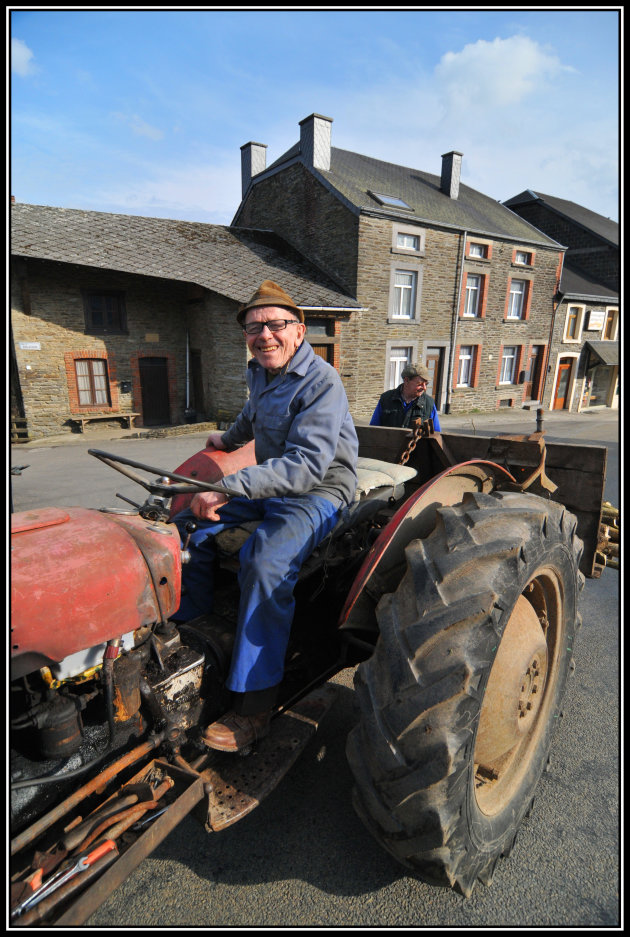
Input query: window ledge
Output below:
<box><xmin>390</xmin><ymin>248</ymin><xmax>425</xmax><ymax>258</ymax></box>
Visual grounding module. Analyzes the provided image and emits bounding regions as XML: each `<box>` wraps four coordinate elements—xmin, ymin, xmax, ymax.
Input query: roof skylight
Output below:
<box><xmin>369</xmin><ymin>192</ymin><xmax>412</xmax><ymax>210</ymax></box>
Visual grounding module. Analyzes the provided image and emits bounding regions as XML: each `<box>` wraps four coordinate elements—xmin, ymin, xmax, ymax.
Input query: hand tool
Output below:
<box><xmin>11</xmin><ymin>840</ymin><xmax>116</xmax><ymax>919</ymax></box>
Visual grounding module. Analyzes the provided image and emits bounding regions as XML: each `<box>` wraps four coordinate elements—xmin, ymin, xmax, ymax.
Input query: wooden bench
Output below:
<box><xmin>69</xmin><ymin>412</ymin><xmax>140</xmax><ymax>433</ymax></box>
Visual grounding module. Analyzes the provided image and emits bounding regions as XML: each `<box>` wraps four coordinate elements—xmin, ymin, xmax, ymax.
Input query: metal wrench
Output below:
<box><xmin>11</xmin><ymin>840</ymin><xmax>116</xmax><ymax>919</ymax></box>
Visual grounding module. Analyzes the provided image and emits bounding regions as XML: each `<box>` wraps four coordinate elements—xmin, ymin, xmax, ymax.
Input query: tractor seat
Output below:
<box><xmin>214</xmin><ymin>457</ymin><xmax>417</xmax><ymax>561</ymax></box>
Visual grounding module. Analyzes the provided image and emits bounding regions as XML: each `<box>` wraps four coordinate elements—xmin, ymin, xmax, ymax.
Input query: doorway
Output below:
<box><xmin>139</xmin><ymin>357</ymin><xmax>171</xmax><ymax>425</ymax></box>
<box><xmin>553</xmin><ymin>358</ymin><xmax>573</xmax><ymax>410</ymax></box>
<box><xmin>524</xmin><ymin>345</ymin><xmax>544</xmax><ymax>401</ymax></box>
<box><xmin>425</xmin><ymin>347</ymin><xmax>444</xmax><ymax>410</ymax></box>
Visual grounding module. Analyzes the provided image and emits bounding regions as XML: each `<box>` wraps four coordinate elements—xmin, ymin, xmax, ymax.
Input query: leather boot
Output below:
<box><xmin>202</xmin><ymin>709</ymin><xmax>271</xmax><ymax>752</ymax></box>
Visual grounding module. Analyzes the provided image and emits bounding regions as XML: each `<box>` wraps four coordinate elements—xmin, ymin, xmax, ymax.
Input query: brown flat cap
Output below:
<box><xmin>236</xmin><ymin>280</ymin><xmax>304</xmax><ymax>326</ymax></box>
<box><xmin>402</xmin><ymin>362</ymin><xmax>431</xmax><ymax>381</ymax></box>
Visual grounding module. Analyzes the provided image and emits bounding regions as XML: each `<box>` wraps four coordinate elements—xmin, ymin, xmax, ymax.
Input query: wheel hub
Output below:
<box><xmin>475</xmin><ymin>594</ymin><xmax>548</xmax><ymax>767</ymax></box>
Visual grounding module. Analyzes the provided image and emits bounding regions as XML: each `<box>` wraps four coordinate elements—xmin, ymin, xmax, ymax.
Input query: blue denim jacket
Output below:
<box><xmin>218</xmin><ymin>341</ymin><xmax>358</xmax><ymax>508</ymax></box>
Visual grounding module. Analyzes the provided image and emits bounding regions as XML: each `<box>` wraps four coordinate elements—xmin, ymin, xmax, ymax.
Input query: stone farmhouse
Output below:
<box><xmin>504</xmin><ymin>190</ymin><xmax>619</xmax><ymax>412</ymax></box>
<box><xmin>15</xmin><ymin>112</ymin><xmax>614</xmax><ymax>442</ymax></box>
<box><xmin>10</xmin><ymin>203</ymin><xmax>361</xmax><ymax>440</ymax></box>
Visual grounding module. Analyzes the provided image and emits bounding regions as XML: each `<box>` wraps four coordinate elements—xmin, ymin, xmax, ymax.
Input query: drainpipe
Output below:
<box><xmin>186</xmin><ymin>330</ymin><xmax>190</xmax><ymax>409</ymax></box>
<box><xmin>541</xmin><ymin>248</ymin><xmax>566</xmax><ymax>409</ymax></box>
<box><xmin>444</xmin><ymin>229</ymin><xmax>467</xmax><ymax>414</ymax></box>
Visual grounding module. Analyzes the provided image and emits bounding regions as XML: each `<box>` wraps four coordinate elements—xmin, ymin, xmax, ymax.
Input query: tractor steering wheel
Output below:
<box><xmin>88</xmin><ymin>449</ymin><xmax>242</xmax><ymax>499</ymax></box>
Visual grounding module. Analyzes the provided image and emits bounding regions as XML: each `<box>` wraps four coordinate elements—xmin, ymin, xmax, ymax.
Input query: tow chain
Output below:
<box><xmin>398</xmin><ymin>418</ymin><xmax>434</xmax><ymax>465</ymax></box>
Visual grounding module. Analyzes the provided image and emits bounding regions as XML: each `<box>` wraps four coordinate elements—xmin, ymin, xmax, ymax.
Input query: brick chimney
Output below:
<box><xmin>440</xmin><ymin>151</ymin><xmax>463</xmax><ymax>199</ymax></box>
<box><xmin>240</xmin><ymin>142</ymin><xmax>267</xmax><ymax>198</ymax></box>
<box><xmin>299</xmin><ymin>113</ymin><xmax>333</xmax><ymax>172</ymax></box>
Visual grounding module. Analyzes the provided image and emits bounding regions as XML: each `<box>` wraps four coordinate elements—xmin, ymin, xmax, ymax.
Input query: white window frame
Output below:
<box><xmin>388</xmin><ymin>263</ymin><xmax>423</xmax><ymax>322</ymax></box>
<box><xmin>457</xmin><ymin>346</ymin><xmax>474</xmax><ymax>386</ymax></box>
<box><xmin>466</xmin><ymin>238</ymin><xmax>492</xmax><ymax>260</ymax></box>
<box><xmin>391</xmin><ymin>222</ymin><xmax>425</xmax><ymax>255</ymax></box>
<box><xmin>75</xmin><ymin>358</ymin><xmax>110</xmax><ymax>406</ymax></box>
<box><xmin>463</xmin><ymin>274</ymin><xmax>481</xmax><ymax>317</ymax></box>
<box><xmin>500</xmin><ymin>346</ymin><xmax>517</xmax><ymax>384</ymax></box>
<box><xmin>507</xmin><ymin>279</ymin><xmax>527</xmax><ymax>320</ymax></box>
<box><xmin>514</xmin><ymin>250</ymin><xmax>532</xmax><ymax>265</ymax></box>
<box><xmin>564</xmin><ymin>304</ymin><xmax>585</xmax><ymax>343</ymax></box>
<box><xmin>393</xmin><ymin>271</ymin><xmax>416</xmax><ymax>319</ymax></box>
<box><xmin>396</xmin><ymin>232</ymin><xmax>420</xmax><ymax>251</ymax></box>
<box><xmin>384</xmin><ymin>341</ymin><xmax>418</xmax><ymax>391</ymax></box>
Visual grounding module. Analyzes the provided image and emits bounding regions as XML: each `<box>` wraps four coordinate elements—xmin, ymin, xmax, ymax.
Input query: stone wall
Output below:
<box><xmin>10</xmin><ymin>259</ymin><xmax>191</xmax><ymax>438</ymax></box>
<box><xmin>237</xmin><ymin>163</ymin><xmax>359</xmax><ymax>295</ymax></box>
<box><xmin>186</xmin><ymin>291</ymin><xmax>249</xmax><ymax>422</ymax></box>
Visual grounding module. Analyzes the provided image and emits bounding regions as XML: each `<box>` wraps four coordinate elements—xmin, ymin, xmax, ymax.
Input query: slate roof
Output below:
<box><xmin>244</xmin><ymin>145</ymin><xmax>563</xmax><ymax>249</ymax></box>
<box><xmin>503</xmin><ymin>190</ymin><xmax>619</xmax><ymax>246</ymax></box>
<box><xmin>10</xmin><ymin>202</ymin><xmax>361</xmax><ymax>311</ymax></box>
<box><xmin>560</xmin><ymin>263</ymin><xmax>619</xmax><ymax>301</ymax></box>
<box><xmin>583</xmin><ymin>340</ymin><xmax>619</xmax><ymax>367</ymax></box>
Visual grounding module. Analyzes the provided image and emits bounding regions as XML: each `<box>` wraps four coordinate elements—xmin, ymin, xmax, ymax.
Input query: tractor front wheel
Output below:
<box><xmin>346</xmin><ymin>490</ymin><xmax>583</xmax><ymax>897</ymax></box>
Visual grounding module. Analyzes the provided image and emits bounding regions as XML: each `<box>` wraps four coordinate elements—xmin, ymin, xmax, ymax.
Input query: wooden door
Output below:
<box><xmin>311</xmin><ymin>344</ymin><xmax>333</xmax><ymax>363</ymax></box>
<box><xmin>425</xmin><ymin>348</ymin><xmax>443</xmax><ymax>409</ymax></box>
<box><xmin>524</xmin><ymin>345</ymin><xmax>544</xmax><ymax>400</ymax></box>
<box><xmin>139</xmin><ymin>357</ymin><xmax>170</xmax><ymax>425</ymax></box>
<box><xmin>553</xmin><ymin>359</ymin><xmax>572</xmax><ymax>410</ymax></box>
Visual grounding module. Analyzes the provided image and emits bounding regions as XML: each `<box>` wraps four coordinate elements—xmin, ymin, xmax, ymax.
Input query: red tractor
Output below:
<box><xmin>10</xmin><ymin>418</ymin><xmax>610</xmax><ymax>924</ymax></box>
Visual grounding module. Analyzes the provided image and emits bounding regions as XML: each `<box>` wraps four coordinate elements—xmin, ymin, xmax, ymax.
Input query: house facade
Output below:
<box><xmin>504</xmin><ymin>190</ymin><xmax>619</xmax><ymax>412</ymax></box>
<box><xmin>233</xmin><ymin>114</ymin><xmax>566</xmax><ymax>421</ymax></box>
<box><xmin>10</xmin><ymin>203</ymin><xmax>360</xmax><ymax>440</ymax></box>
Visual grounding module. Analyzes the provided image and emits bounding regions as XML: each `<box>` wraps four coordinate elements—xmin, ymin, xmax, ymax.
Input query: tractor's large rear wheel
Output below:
<box><xmin>346</xmin><ymin>490</ymin><xmax>583</xmax><ymax>897</ymax></box>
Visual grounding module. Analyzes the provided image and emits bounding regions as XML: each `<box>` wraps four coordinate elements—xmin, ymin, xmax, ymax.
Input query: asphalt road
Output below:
<box><xmin>10</xmin><ymin>410</ymin><xmax>620</xmax><ymax>927</ymax></box>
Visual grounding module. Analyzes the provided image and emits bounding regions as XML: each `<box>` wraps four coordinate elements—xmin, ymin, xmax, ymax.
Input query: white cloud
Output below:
<box><xmin>435</xmin><ymin>35</ymin><xmax>574</xmax><ymax>113</ymax></box>
<box><xmin>11</xmin><ymin>38</ymin><xmax>37</xmax><ymax>77</ymax></box>
<box><xmin>112</xmin><ymin>112</ymin><xmax>164</xmax><ymax>141</ymax></box>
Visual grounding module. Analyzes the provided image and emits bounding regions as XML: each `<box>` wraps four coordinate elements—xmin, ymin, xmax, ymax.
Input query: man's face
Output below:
<box><xmin>404</xmin><ymin>375</ymin><xmax>428</xmax><ymax>398</ymax></box>
<box><xmin>243</xmin><ymin>305</ymin><xmax>306</xmax><ymax>372</ymax></box>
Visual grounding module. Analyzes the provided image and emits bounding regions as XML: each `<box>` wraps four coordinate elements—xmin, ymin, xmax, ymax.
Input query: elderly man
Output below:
<box><xmin>172</xmin><ymin>280</ymin><xmax>358</xmax><ymax>752</ymax></box>
<box><xmin>370</xmin><ymin>363</ymin><xmax>441</xmax><ymax>430</ymax></box>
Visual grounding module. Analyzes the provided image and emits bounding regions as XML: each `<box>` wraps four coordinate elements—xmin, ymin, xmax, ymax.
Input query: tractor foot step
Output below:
<box><xmin>196</xmin><ymin>685</ymin><xmax>337</xmax><ymax>831</ymax></box>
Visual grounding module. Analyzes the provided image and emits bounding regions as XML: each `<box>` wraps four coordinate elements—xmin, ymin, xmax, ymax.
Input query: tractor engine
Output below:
<box><xmin>10</xmin><ymin>505</ymin><xmax>233</xmax><ymax>831</ymax></box>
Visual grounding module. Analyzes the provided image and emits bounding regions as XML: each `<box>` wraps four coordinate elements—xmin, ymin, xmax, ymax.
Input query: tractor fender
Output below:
<box><xmin>338</xmin><ymin>460</ymin><xmax>516</xmax><ymax>632</ymax></box>
<box><xmin>169</xmin><ymin>441</ymin><xmax>257</xmax><ymax>519</ymax></box>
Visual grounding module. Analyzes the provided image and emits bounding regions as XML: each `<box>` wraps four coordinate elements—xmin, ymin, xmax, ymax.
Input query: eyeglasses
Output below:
<box><xmin>243</xmin><ymin>319</ymin><xmax>300</xmax><ymax>336</ymax></box>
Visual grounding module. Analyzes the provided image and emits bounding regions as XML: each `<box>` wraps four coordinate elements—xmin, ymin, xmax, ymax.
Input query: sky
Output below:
<box><xmin>9</xmin><ymin>8</ymin><xmax>621</xmax><ymax>226</ymax></box>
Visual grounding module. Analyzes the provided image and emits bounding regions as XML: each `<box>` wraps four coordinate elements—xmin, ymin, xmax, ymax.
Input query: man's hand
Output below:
<box><xmin>206</xmin><ymin>431</ymin><xmax>227</xmax><ymax>450</ymax></box>
<box><xmin>190</xmin><ymin>491</ymin><xmax>229</xmax><ymax>521</ymax></box>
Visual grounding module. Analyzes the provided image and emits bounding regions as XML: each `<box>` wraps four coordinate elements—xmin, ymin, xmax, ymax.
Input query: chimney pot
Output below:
<box><xmin>299</xmin><ymin>113</ymin><xmax>333</xmax><ymax>172</ymax></box>
<box><xmin>441</xmin><ymin>151</ymin><xmax>463</xmax><ymax>199</ymax></box>
<box><xmin>240</xmin><ymin>142</ymin><xmax>268</xmax><ymax>199</ymax></box>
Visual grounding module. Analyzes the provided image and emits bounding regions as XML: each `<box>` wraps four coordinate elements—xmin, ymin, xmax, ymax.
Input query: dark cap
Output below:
<box><xmin>236</xmin><ymin>280</ymin><xmax>304</xmax><ymax>326</ymax></box>
<box><xmin>401</xmin><ymin>362</ymin><xmax>430</xmax><ymax>381</ymax></box>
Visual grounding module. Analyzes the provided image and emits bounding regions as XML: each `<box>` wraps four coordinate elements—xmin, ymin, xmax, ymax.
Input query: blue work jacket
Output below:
<box><xmin>219</xmin><ymin>341</ymin><xmax>358</xmax><ymax>508</ymax></box>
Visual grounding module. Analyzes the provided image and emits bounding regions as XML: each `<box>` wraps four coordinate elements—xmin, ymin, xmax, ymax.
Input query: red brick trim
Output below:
<box><xmin>64</xmin><ymin>351</ymin><xmax>119</xmax><ymax>412</ymax></box>
<box><xmin>471</xmin><ymin>344</ymin><xmax>482</xmax><ymax>387</ymax></box>
<box><xmin>459</xmin><ymin>272</ymin><xmax>488</xmax><ymax>318</ymax></box>
<box><xmin>453</xmin><ymin>343</ymin><xmax>481</xmax><ymax>389</ymax></box>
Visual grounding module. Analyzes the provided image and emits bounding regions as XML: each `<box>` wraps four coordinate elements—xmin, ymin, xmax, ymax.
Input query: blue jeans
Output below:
<box><xmin>171</xmin><ymin>495</ymin><xmax>341</xmax><ymax>694</ymax></box>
